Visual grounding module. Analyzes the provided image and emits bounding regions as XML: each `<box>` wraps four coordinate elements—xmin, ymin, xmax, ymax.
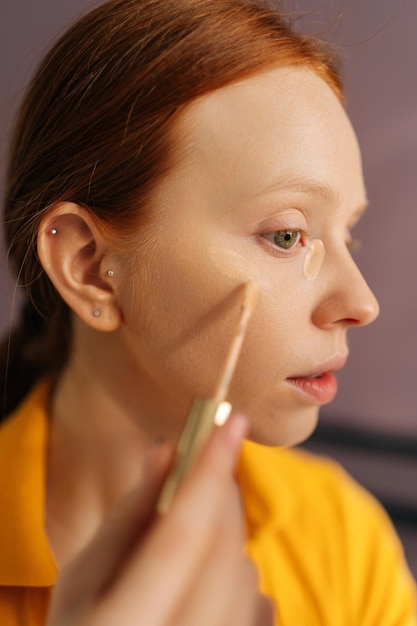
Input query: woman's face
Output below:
<box><xmin>117</xmin><ymin>66</ymin><xmax>379</xmax><ymax>446</ymax></box>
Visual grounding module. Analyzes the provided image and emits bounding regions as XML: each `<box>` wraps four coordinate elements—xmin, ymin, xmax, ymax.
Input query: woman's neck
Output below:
<box><xmin>44</xmin><ymin>327</ymin><xmax>184</xmax><ymax>568</ymax></box>
<box><xmin>46</xmin><ymin>318</ymin><xmax>189</xmax><ymax>565</ymax></box>
<box><xmin>45</xmin><ymin>366</ymin><xmax>148</xmax><ymax>566</ymax></box>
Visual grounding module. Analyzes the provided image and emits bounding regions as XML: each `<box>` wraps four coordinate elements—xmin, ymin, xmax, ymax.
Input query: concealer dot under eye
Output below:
<box><xmin>303</xmin><ymin>238</ymin><xmax>325</xmax><ymax>280</ymax></box>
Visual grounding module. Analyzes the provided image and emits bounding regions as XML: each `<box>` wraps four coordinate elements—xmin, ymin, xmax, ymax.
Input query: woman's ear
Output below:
<box><xmin>37</xmin><ymin>203</ymin><xmax>124</xmax><ymax>331</ymax></box>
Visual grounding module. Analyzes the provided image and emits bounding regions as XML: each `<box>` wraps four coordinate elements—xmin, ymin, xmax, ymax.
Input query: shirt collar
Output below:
<box><xmin>238</xmin><ymin>439</ymin><xmax>297</xmax><ymax>537</ymax></box>
<box><xmin>0</xmin><ymin>381</ymin><xmax>58</xmax><ymax>586</ymax></box>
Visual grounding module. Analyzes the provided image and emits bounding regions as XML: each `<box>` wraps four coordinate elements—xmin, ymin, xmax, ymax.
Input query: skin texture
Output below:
<box><xmin>37</xmin><ymin>66</ymin><xmax>379</xmax><ymax>571</ymax></box>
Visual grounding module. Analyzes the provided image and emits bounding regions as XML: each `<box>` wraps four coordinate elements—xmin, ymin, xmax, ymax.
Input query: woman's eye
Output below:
<box><xmin>263</xmin><ymin>230</ymin><xmax>301</xmax><ymax>250</ymax></box>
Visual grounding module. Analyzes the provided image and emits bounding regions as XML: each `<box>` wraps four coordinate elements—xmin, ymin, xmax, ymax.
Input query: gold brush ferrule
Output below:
<box><xmin>157</xmin><ymin>398</ymin><xmax>232</xmax><ymax>515</ymax></box>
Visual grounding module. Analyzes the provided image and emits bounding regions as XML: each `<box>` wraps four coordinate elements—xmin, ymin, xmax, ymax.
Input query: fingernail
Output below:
<box><xmin>227</xmin><ymin>413</ymin><xmax>249</xmax><ymax>448</ymax></box>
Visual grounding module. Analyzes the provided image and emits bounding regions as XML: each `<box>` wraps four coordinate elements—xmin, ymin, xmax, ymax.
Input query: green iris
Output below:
<box><xmin>273</xmin><ymin>230</ymin><xmax>300</xmax><ymax>249</ymax></box>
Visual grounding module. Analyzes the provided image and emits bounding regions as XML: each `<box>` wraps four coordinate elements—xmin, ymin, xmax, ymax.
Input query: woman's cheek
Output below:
<box><xmin>120</xmin><ymin>232</ymin><xmax>310</xmax><ymax>405</ymax></box>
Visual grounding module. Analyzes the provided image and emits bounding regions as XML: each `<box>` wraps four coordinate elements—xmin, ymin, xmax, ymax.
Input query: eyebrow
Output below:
<box><xmin>258</xmin><ymin>175</ymin><xmax>368</xmax><ymax>217</ymax></box>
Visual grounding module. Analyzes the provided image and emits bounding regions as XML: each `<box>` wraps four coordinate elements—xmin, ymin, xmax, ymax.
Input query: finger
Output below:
<box><xmin>101</xmin><ymin>413</ymin><xmax>249</xmax><ymax>622</ymax></box>
<box><xmin>222</xmin><ymin>560</ymin><xmax>275</xmax><ymax>626</ymax></box>
<box><xmin>254</xmin><ymin>593</ymin><xmax>276</xmax><ymax>626</ymax></box>
<box><xmin>178</xmin><ymin>554</ymin><xmax>260</xmax><ymax>626</ymax></box>
<box><xmin>170</xmin><ymin>483</ymin><xmax>248</xmax><ymax>626</ymax></box>
<box><xmin>47</xmin><ymin>442</ymin><xmax>173</xmax><ymax>618</ymax></box>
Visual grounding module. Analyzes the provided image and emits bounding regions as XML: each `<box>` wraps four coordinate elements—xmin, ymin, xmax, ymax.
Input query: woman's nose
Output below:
<box><xmin>312</xmin><ymin>252</ymin><xmax>380</xmax><ymax>329</ymax></box>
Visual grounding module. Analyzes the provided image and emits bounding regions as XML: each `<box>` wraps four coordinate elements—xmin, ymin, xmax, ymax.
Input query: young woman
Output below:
<box><xmin>0</xmin><ymin>0</ymin><xmax>416</xmax><ymax>624</ymax></box>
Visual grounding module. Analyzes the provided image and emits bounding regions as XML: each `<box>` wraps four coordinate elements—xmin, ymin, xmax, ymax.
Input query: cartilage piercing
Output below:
<box><xmin>93</xmin><ymin>309</ymin><xmax>101</xmax><ymax>318</ymax></box>
<box><xmin>106</xmin><ymin>269</ymin><xmax>114</xmax><ymax>277</ymax></box>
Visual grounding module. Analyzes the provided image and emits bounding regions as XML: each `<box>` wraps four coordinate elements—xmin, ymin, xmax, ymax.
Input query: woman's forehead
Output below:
<box><xmin>169</xmin><ymin>66</ymin><xmax>365</xmax><ymax>208</ymax></box>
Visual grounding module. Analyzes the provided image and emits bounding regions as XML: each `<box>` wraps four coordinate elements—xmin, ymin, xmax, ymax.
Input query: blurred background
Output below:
<box><xmin>1</xmin><ymin>0</ymin><xmax>416</xmax><ymax>574</ymax></box>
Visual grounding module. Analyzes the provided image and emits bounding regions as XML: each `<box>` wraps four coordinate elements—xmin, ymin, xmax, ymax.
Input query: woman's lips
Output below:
<box><xmin>285</xmin><ymin>355</ymin><xmax>347</xmax><ymax>405</ymax></box>
<box><xmin>285</xmin><ymin>371</ymin><xmax>338</xmax><ymax>405</ymax></box>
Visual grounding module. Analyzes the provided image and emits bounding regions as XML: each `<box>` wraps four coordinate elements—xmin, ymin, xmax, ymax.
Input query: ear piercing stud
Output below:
<box><xmin>106</xmin><ymin>269</ymin><xmax>114</xmax><ymax>277</ymax></box>
<box><xmin>93</xmin><ymin>309</ymin><xmax>101</xmax><ymax>318</ymax></box>
<box><xmin>50</xmin><ymin>228</ymin><xmax>57</xmax><ymax>235</ymax></box>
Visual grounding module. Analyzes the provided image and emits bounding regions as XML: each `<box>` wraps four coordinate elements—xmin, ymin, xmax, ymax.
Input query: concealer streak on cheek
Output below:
<box><xmin>205</xmin><ymin>245</ymin><xmax>268</xmax><ymax>290</ymax></box>
<box><xmin>303</xmin><ymin>239</ymin><xmax>325</xmax><ymax>280</ymax></box>
<box><xmin>206</xmin><ymin>246</ymin><xmax>242</xmax><ymax>274</ymax></box>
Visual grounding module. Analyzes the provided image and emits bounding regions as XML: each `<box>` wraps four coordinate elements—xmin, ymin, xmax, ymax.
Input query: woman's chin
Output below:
<box><xmin>246</xmin><ymin>406</ymin><xmax>320</xmax><ymax>448</ymax></box>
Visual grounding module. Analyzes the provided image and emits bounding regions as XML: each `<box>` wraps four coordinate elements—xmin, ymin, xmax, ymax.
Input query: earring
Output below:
<box><xmin>106</xmin><ymin>269</ymin><xmax>114</xmax><ymax>277</ymax></box>
<box><xmin>50</xmin><ymin>228</ymin><xmax>57</xmax><ymax>235</ymax></box>
<box><xmin>93</xmin><ymin>309</ymin><xmax>101</xmax><ymax>318</ymax></box>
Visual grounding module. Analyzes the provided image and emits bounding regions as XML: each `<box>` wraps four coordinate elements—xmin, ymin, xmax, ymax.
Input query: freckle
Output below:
<box><xmin>303</xmin><ymin>239</ymin><xmax>325</xmax><ymax>280</ymax></box>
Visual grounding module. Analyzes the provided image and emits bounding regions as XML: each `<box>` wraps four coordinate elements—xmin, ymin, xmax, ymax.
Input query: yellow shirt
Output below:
<box><xmin>0</xmin><ymin>381</ymin><xmax>416</xmax><ymax>625</ymax></box>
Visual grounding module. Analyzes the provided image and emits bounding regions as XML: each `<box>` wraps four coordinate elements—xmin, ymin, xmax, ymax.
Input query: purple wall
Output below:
<box><xmin>292</xmin><ymin>1</ymin><xmax>417</xmax><ymax>436</ymax></box>
<box><xmin>1</xmin><ymin>0</ymin><xmax>417</xmax><ymax>436</ymax></box>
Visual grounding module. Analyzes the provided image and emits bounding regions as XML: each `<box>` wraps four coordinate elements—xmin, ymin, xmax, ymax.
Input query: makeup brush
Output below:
<box><xmin>157</xmin><ymin>280</ymin><xmax>258</xmax><ymax>514</ymax></box>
